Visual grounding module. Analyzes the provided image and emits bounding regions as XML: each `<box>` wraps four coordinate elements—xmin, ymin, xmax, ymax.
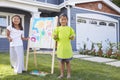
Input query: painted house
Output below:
<box><xmin>0</xmin><ymin>0</ymin><xmax>120</xmax><ymax>52</ymax></box>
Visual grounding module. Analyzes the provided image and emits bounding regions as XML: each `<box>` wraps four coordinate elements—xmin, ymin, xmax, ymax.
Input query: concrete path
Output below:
<box><xmin>73</xmin><ymin>54</ymin><xmax>120</xmax><ymax>67</ymax></box>
<box><xmin>33</xmin><ymin>51</ymin><xmax>120</xmax><ymax>67</ymax></box>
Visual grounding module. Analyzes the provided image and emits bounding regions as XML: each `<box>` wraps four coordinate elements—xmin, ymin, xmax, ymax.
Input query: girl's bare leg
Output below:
<box><xmin>58</xmin><ymin>61</ymin><xmax>65</xmax><ymax>78</ymax></box>
<box><xmin>66</xmin><ymin>61</ymin><xmax>71</xmax><ymax>78</ymax></box>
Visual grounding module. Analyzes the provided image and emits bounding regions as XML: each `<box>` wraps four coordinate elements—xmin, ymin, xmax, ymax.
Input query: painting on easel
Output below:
<box><xmin>29</xmin><ymin>17</ymin><xmax>56</xmax><ymax>48</ymax></box>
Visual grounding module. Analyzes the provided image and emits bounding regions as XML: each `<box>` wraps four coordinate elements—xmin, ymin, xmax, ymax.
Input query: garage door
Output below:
<box><xmin>76</xmin><ymin>14</ymin><xmax>119</xmax><ymax>51</ymax></box>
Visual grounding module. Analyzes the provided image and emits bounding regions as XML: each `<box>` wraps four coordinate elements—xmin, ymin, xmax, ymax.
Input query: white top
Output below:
<box><xmin>7</xmin><ymin>25</ymin><xmax>24</xmax><ymax>47</ymax></box>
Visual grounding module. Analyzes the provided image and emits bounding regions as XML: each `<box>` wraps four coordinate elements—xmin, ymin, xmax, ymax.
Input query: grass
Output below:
<box><xmin>0</xmin><ymin>52</ymin><xmax>120</xmax><ymax>80</ymax></box>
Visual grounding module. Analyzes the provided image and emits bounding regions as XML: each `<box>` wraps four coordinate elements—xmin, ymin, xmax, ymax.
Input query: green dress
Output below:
<box><xmin>53</xmin><ymin>26</ymin><xmax>75</xmax><ymax>59</ymax></box>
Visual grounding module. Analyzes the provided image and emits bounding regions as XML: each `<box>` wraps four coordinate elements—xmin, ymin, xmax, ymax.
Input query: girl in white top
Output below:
<box><xmin>7</xmin><ymin>15</ymin><xmax>29</xmax><ymax>74</ymax></box>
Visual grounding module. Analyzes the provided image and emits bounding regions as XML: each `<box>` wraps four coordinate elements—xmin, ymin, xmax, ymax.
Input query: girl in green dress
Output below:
<box><xmin>53</xmin><ymin>13</ymin><xmax>75</xmax><ymax>79</ymax></box>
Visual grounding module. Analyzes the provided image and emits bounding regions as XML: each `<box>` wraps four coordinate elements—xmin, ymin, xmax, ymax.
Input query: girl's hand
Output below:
<box><xmin>69</xmin><ymin>35</ymin><xmax>74</xmax><ymax>40</ymax></box>
<box><xmin>54</xmin><ymin>35</ymin><xmax>58</xmax><ymax>40</ymax></box>
<box><xmin>22</xmin><ymin>37</ymin><xmax>29</xmax><ymax>40</ymax></box>
<box><xmin>25</xmin><ymin>37</ymin><xmax>29</xmax><ymax>40</ymax></box>
<box><xmin>8</xmin><ymin>37</ymin><xmax>12</xmax><ymax>42</ymax></box>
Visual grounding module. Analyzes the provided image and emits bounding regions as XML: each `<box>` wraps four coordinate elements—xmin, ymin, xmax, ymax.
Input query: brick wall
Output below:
<box><xmin>75</xmin><ymin>1</ymin><xmax>120</xmax><ymax>15</ymax></box>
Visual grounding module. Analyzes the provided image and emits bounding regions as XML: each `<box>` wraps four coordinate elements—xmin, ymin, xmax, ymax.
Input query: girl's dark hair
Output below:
<box><xmin>59</xmin><ymin>13</ymin><xmax>68</xmax><ymax>20</ymax></box>
<box><xmin>58</xmin><ymin>13</ymin><xmax>68</xmax><ymax>26</ymax></box>
<box><xmin>12</xmin><ymin>15</ymin><xmax>23</xmax><ymax>30</ymax></box>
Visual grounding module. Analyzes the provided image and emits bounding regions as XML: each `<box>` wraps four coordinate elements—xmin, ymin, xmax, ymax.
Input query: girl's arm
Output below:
<box><xmin>21</xmin><ymin>36</ymin><xmax>29</xmax><ymax>41</ymax></box>
<box><xmin>6</xmin><ymin>29</ymin><xmax>12</xmax><ymax>42</ymax></box>
<box><xmin>69</xmin><ymin>27</ymin><xmax>75</xmax><ymax>40</ymax></box>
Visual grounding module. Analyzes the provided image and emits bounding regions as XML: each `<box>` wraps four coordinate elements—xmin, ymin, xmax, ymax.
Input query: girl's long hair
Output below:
<box><xmin>12</xmin><ymin>15</ymin><xmax>23</xmax><ymax>30</ymax></box>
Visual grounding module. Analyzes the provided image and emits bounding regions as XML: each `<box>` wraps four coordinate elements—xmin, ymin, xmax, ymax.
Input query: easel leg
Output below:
<box><xmin>51</xmin><ymin>52</ymin><xmax>55</xmax><ymax>74</ymax></box>
<box><xmin>25</xmin><ymin>48</ymin><xmax>30</xmax><ymax>71</ymax></box>
<box><xmin>34</xmin><ymin>48</ymin><xmax>37</xmax><ymax>68</ymax></box>
<box><xmin>51</xmin><ymin>41</ymin><xmax>56</xmax><ymax>74</ymax></box>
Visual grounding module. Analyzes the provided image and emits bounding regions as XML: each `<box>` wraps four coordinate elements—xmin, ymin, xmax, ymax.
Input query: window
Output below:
<box><xmin>89</xmin><ymin>20</ymin><xmax>97</xmax><ymax>25</ymax></box>
<box><xmin>0</xmin><ymin>16</ymin><xmax>7</xmax><ymax>37</ymax></box>
<box><xmin>108</xmin><ymin>23</ymin><xmax>115</xmax><ymax>27</ymax></box>
<box><xmin>99</xmin><ymin>22</ymin><xmax>107</xmax><ymax>26</ymax></box>
<box><xmin>77</xmin><ymin>18</ymin><xmax>86</xmax><ymax>23</ymax></box>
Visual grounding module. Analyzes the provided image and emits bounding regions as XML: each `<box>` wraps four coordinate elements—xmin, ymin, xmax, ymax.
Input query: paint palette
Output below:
<box><xmin>30</xmin><ymin>70</ymin><xmax>48</xmax><ymax>76</ymax></box>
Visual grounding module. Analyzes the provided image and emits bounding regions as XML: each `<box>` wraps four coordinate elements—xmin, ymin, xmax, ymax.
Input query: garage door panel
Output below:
<box><xmin>76</xmin><ymin>21</ymin><xmax>117</xmax><ymax>51</ymax></box>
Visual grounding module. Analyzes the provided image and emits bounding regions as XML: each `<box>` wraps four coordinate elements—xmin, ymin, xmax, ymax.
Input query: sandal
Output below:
<box><xmin>67</xmin><ymin>75</ymin><xmax>71</xmax><ymax>79</ymax></box>
<box><xmin>58</xmin><ymin>75</ymin><xmax>64</xmax><ymax>79</ymax></box>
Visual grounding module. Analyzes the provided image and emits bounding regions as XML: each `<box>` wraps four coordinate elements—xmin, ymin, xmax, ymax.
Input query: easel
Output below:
<box><xmin>25</xmin><ymin>17</ymin><xmax>58</xmax><ymax>74</ymax></box>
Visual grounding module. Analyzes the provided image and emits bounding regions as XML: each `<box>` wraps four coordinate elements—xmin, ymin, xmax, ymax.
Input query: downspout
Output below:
<box><xmin>65</xmin><ymin>1</ymin><xmax>72</xmax><ymax>27</ymax></box>
<box><xmin>118</xmin><ymin>19</ymin><xmax>120</xmax><ymax>43</ymax></box>
<box><xmin>66</xmin><ymin>5</ymin><xmax>71</xmax><ymax>26</ymax></box>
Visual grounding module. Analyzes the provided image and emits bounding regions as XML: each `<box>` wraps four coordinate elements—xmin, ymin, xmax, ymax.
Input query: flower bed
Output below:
<box><xmin>78</xmin><ymin>42</ymin><xmax>120</xmax><ymax>60</ymax></box>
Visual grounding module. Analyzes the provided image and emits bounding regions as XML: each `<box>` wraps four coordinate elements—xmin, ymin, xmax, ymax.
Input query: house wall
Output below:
<box><xmin>61</xmin><ymin>7</ymin><xmax>67</xmax><ymax>14</ymax></box>
<box><xmin>47</xmin><ymin>0</ymin><xmax>58</xmax><ymax>5</ymax></box>
<box><xmin>70</xmin><ymin>7</ymin><xmax>120</xmax><ymax>51</ymax></box>
<box><xmin>36</xmin><ymin>0</ymin><xmax>45</xmax><ymax>2</ymax></box>
<box><xmin>58</xmin><ymin>0</ymin><xmax>64</xmax><ymax>4</ymax></box>
<box><xmin>36</xmin><ymin>0</ymin><xmax>64</xmax><ymax>5</ymax></box>
<box><xmin>40</xmin><ymin>11</ymin><xmax>59</xmax><ymax>17</ymax></box>
<box><xmin>0</xmin><ymin>7</ymin><xmax>31</xmax><ymax>52</ymax></box>
<box><xmin>75</xmin><ymin>1</ymin><xmax>120</xmax><ymax>15</ymax></box>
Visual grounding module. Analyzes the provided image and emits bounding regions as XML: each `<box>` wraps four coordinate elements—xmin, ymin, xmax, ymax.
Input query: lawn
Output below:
<box><xmin>0</xmin><ymin>52</ymin><xmax>120</xmax><ymax>80</ymax></box>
